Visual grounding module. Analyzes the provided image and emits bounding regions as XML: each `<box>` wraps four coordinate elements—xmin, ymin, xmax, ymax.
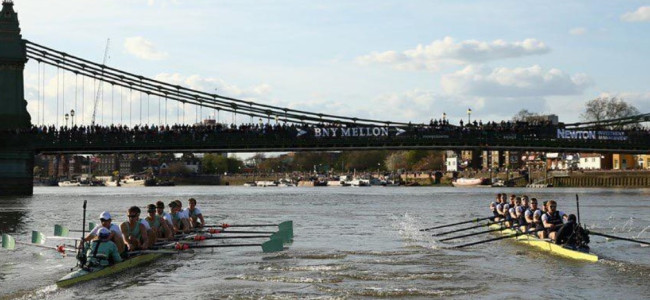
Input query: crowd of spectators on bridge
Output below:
<box><xmin>0</xmin><ymin>116</ymin><xmax>648</xmax><ymax>148</ymax></box>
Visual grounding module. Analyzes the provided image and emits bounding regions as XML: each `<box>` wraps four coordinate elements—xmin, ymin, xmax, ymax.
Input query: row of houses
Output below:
<box><xmin>445</xmin><ymin>151</ymin><xmax>650</xmax><ymax>171</ymax></box>
<box><xmin>36</xmin><ymin>154</ymin><xmax>203</xmax><ymax>179</ymax></box>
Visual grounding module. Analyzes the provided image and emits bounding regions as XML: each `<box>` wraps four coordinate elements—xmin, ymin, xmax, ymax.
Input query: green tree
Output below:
<box><xmin>226</xmin><ymin>157</ymin><xmax>244</xmax><ymax>173</ymax></box>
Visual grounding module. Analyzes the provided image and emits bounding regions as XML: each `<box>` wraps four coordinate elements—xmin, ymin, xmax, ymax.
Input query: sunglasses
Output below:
<box><xmin>100</xmin><ymin>219</ymin><xmax>109</xmax><ymax>222</ymax></box>
<box><xmin>148</xmin><ymin>210</ymin><xmax>156</xmax><ymax>213</ymax></box>
<box><xmin>128</xmin><ymin>215</ymin><xmax>139</xmax><ymax>218</ymax></box>
<box><xmin>550</xmin><ymin>205</ymin><xmax>557</xmax><ymax>208</ymax></box>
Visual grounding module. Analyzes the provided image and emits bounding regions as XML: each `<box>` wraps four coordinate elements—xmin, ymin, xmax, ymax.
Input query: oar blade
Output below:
<box><xmin>54</xmin><ymin>224</ymin><xmax>69</xmax><ymax>237</ymax></box>
<box><xmin>31</xmin><ymin>231</ymin><xmax>46</xmax><ymax>244</ymax></box>
<box><xmin>270</xmin><ymin>230</ymin><xmax>291</xmax><ymax>244</ymax></box>
<box><xmin>2</xmin><ymin>234</ymin><xmax>16</xmax><ymax>250</ymax></box>
<box><xmin>261</xmin><ymin>239</ymin><xmax>284</xmax><ymax>253</ymax></box>
<box><xmin>89</xmin><ymin>222</ymin><xmax>96</xmax><ymax>230</ymax></box>
<box><xmin>278</xmin><ymin>221</ymin><xmax>293</xmax><ymax>239</ymax></box>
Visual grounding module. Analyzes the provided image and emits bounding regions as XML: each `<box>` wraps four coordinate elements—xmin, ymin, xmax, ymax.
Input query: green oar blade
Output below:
<box><xmin>2</xmin><ymin>234</ymin><xmax>16</xmax><ymax>250</ymax></box>
<box><xmin>269</xmin><ymin>230</ymin><xmax>291</xmax><ymax>244</ymax></box>
<box><xmin>89</xmin><ymin>222</ymin><xmax>96</xmax><ymax>230</ymax></box>
<box><xmin>261</xmin><ymin>239</ymin><xmax>284</xmax><ymax>253</ymax></box>
<box><xmin>31</xmin><ymin>231</ymin><xmax>46</xmax><ymax>244</ymax></box>
<box><xmin>54</xmin><ymin>224</ymin><xmax>69</xmax><ymax>237</ymax></box>
<box><xmin>278</xmin><ymin>221</ymin><xmax>293</xmax><ymax>239</ymax></box>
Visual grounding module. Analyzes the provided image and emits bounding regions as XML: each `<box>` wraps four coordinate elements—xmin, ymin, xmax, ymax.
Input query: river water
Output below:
<box><xmin>1</xmin><ymin>186</ymin><xmax>649</xmax><ymax>299</ymax></box>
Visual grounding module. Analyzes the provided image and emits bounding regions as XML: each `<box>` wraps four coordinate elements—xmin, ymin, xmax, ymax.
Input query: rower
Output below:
<box><xmin>174</xmin><ymin>200</ymin><xmax>193</xmax><ymax>229</ymax></box>
<box><xmin>496</xmin><ymin>194</ymin><xmax>510</xmax><ymax>222</ymax></box>
<box><xmin>541</xmin><ymin>200</ymin><xmax>567</xmax><ymax>241</ymax></box>
<box><xmin>168</xmin><ymin>201</ymin><xmax>191</xmax><ymax>234</ymax></box>
<box><xmin>136</xmin><ymin>209</ymin><xmax>155</xmax><ymax>248</ymax></box>
<box><xmin>156</xmin><ymin>200</ymin><xmax>173</xmax><ymax>228</ymax></box>
<box><xmin>525</xmin><ymin>198</ymin><xmax>542</xmax><ymax>233</ymax></box>
<box><xmin>507</xmin><ymin>196</ymin><xmax>522</xmax><ymax>228</ymax></box>
<box><xmin>120</xmin><ymin>206</ymin><xmax>149</xmax><ymax>251</ymax></box>
<box><xmin>84</xmin><ymin>211</ymin><xmax>125</xmax><ymax>253</ymax></box>
<box><xmin>185</xmin><ymin>198</ymin><xmax>205</xmax><ymax>228</ymax></box>
<box><xmin>555</xmin><ymin>214</ymin><xmax>590</xmax><ymax>249</ymax></box>
<box><xmin>145</xmin><ymin>204</ymin><xmax>172</xmax><ymax>241</ymax></box>
<box><xmin>490</xmin><ymin>194</ymin><xmax>501</xmax><ymax>220</ymax></box>
<box><xmin>85</xmin><ymin>227</ymin><xmax>122</xmax><ymax>270</ymax></box>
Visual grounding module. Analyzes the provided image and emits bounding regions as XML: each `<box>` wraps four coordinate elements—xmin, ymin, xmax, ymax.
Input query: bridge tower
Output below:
<box><xmin>0</xmin><ymin>0</ymin><xmax>33</xmax><ymax>195</ymax></box>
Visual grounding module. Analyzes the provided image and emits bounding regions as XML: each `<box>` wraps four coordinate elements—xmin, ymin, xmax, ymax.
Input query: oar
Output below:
<box><xmin>205</xmin><ymin>221</ymin><xmax>293</xmax><ymax>239</ymax></box>
<box><xmin>419</xmin><ymin>217</ymin><xmax>494</xmax><ymax>232</ymax></box>
<box><xmin>454</xmin><ymin>228</ymin><xmax>544</xmax><ymax>248</ymax></box>
<box><xmin>433</xmin><ymin>219</ymin><xmax>507</xmax><ymax>236</ymax></box>
<box><xmin>204</xmin><ymin>220</ymin><xmax>292</xmax><ymax>228</ymax></box>
<box><xmin>165</xmin><ymin>239</ymin><xmax>284</xmax><ymax>253</ymax></box>
<box><xmin>588</xmin><ymin>231</ymin><xmax>650</xmax><ymax>246</ymax></box>
<box><xmin>1</xmin><ymin>233</ymin><xmax>75</xmax><ymax>253</ymax></box>
<box><xmin>194</xmin><ymin>230</ymin><xmax>291</xmax><ymax>244</ymax></box>
<box><xmin>206</xmin><ymin>230</ymin><xmax>277</xmax><ymax>234</ymax></box>
<box><xmin>128</xmin><ymin>249</ymin><xmax>191</xmax><ymax>255</ymax></box>
<box><xmin>575</xmin><ymin>194</ymin><xmax>581</xmax><ymax>225</ymax></box>
<box><xmin>439</xmin><ymin>226</ymin><xmax>511</xmax><ymax>242</ymax></box>
<box><xmin>54</xmin><ymin>222</ymin><xmax>96</xmax><ymax>236</ymax></box>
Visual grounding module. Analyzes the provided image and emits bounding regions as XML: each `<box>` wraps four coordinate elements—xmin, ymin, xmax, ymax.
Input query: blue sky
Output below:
<box><xmin>16</xmin><ymin>0</ymin><xmax>650</xmax><ymax>126</ymax></box>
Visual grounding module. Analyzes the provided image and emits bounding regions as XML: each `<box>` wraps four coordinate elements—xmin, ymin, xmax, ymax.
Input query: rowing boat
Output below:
<box><xmin>488</xmin><ymin>223</ymin><xmax>598</xmax><ymax>262</ymax></box>
<box><xmin>56</xmin><ymin>251</ymin><xmax>167</xmax><ymax>288</ymax></box>
<box><xmin>55</xmin><ymin>228</ymin><xmax>289</xmax><ymax>287</ymax></box>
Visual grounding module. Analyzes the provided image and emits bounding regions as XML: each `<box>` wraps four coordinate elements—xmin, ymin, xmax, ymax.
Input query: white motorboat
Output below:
<box><xmin>104</xmin><ymin>180</ymin><xmax>120</xmax><ymax>187</ymax></box>
<box><xmin>58</xmin><ymin>180</ymin><xmax>81</xmax><ymax>187</ymax></box>
<box><xmin>120</xmin><ymin>176</ymin><xmax>146</xmax><ymax>187</ymax></box>
<box><xmin>451</xmin><ymin>178</ymin><xmax>487</xmax><ymax>187</ymax></box>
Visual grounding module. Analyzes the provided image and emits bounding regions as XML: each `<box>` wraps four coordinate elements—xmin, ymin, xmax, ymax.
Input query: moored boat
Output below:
<box><xmin>452</xmin><ymin>178</ymin><xmax>488</xmax><ymax>187</ymax></box>
<box><xmin>487</xmin><ymin>223</ymin><xmax>598</xmax><ymax>262</ymax></box>
<box><xmin>58</xmin><ymin>180</ymin><xmax>82</xmax><ymax>187</ymax></box>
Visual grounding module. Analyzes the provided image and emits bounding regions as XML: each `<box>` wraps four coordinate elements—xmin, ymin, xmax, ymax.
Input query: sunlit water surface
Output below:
<box><xmin>1</xmin><ymin>186</ymin><xmax>649</xmax><ymax>299</ymax></box>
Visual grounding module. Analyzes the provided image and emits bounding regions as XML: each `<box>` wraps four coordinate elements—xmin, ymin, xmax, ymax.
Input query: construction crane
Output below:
<box><xmin>91</xmin><ymin>38</ymin><xmax>110</xmax><ymax>126</ymax></box>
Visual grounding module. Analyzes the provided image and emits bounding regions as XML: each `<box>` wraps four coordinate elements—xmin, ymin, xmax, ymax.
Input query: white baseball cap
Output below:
<box><xmin>99</xmin><ymin>211</ymin><xmax>112</xmax><ymax>220</ymax></box>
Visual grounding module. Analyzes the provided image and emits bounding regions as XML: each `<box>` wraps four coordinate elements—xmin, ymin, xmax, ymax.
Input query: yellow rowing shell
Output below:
<box><xmin>488</xmin><ymin>224</ymin><xmax>598</xmax><ymax>262</ymax></box>
<box><xmin>56</xmin><ymin>253</ymin><xmax>166</xmax><ymax>288</ymax></box>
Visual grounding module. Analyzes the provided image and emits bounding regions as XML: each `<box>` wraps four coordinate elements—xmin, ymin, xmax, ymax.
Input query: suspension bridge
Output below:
<box><xmin>1</xmin><ymin>0</ymin><xmax>649</xmax><ymax>195</ymax></box>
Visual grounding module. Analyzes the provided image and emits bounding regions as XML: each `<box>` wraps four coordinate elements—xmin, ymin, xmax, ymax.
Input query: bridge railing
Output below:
<box><xmin>2</xmin><ymin>125</ymin><xmax>649</xmax><ymax>153</ymax></box>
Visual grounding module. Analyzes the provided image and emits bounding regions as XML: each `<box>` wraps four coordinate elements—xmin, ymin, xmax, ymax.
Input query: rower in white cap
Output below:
<box><xmin>84</xmin><ymin>211</ymin><xmax>125</xmax><ymax>253</ymax></box>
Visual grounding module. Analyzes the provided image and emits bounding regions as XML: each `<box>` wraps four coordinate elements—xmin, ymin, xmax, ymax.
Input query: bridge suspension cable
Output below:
<box><xmin>563</xmin><ymin>113</ymin><xmax>650</xmax><ymax>129</ymax></box>
<box><xmin>25</xmin><ymin>40</ymin><xmax>414</xmax><ymax>127</ymax></box>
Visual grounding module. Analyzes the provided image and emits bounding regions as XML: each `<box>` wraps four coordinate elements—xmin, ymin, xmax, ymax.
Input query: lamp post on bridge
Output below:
<box><xmin>442</xmin><ymin>112</ymin><xmax>446</xmax><ymax>123</ymax></box>
<box><xmin>467</xmin><ymin>108</ymin><xmax>472</xmax><ymax>124</ymax></box>
<box><xmin>64</xmin><ymin>113</ymin><xmax>69</xmax><ymax>128</ymax></box>
<box><xmin>70</xmin><ymin>109</ymin><xmax>75</xmax><ymax>127</ymax></box>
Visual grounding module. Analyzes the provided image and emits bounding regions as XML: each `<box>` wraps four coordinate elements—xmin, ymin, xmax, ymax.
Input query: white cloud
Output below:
<box><xmin>441</xmin><ymin>65</ymin><xmax>591</xmax><ymax>97</ymax></box>
<box><xmin>621</xmin><ymin>6</ymin><xmax>650</xmax><ymax>22</ymax></box>
<box><xmin>357</xmin><ymin>37</ymin><xmax>550</xmax><ymax>71</ymax></box>
<box><xmin>124</xmin><ymin>37</ymin><xmax>168</xmax><ymax>60</ymax></box>
<box><xmin>569</xmin><ymin>27</ymin><xmax>587</xmax><ymax>35</ymax></box>
<box><xmin>597</xmin><ymin>92</ymin><xmax>650</xmax><ymax>112</ymax></box>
